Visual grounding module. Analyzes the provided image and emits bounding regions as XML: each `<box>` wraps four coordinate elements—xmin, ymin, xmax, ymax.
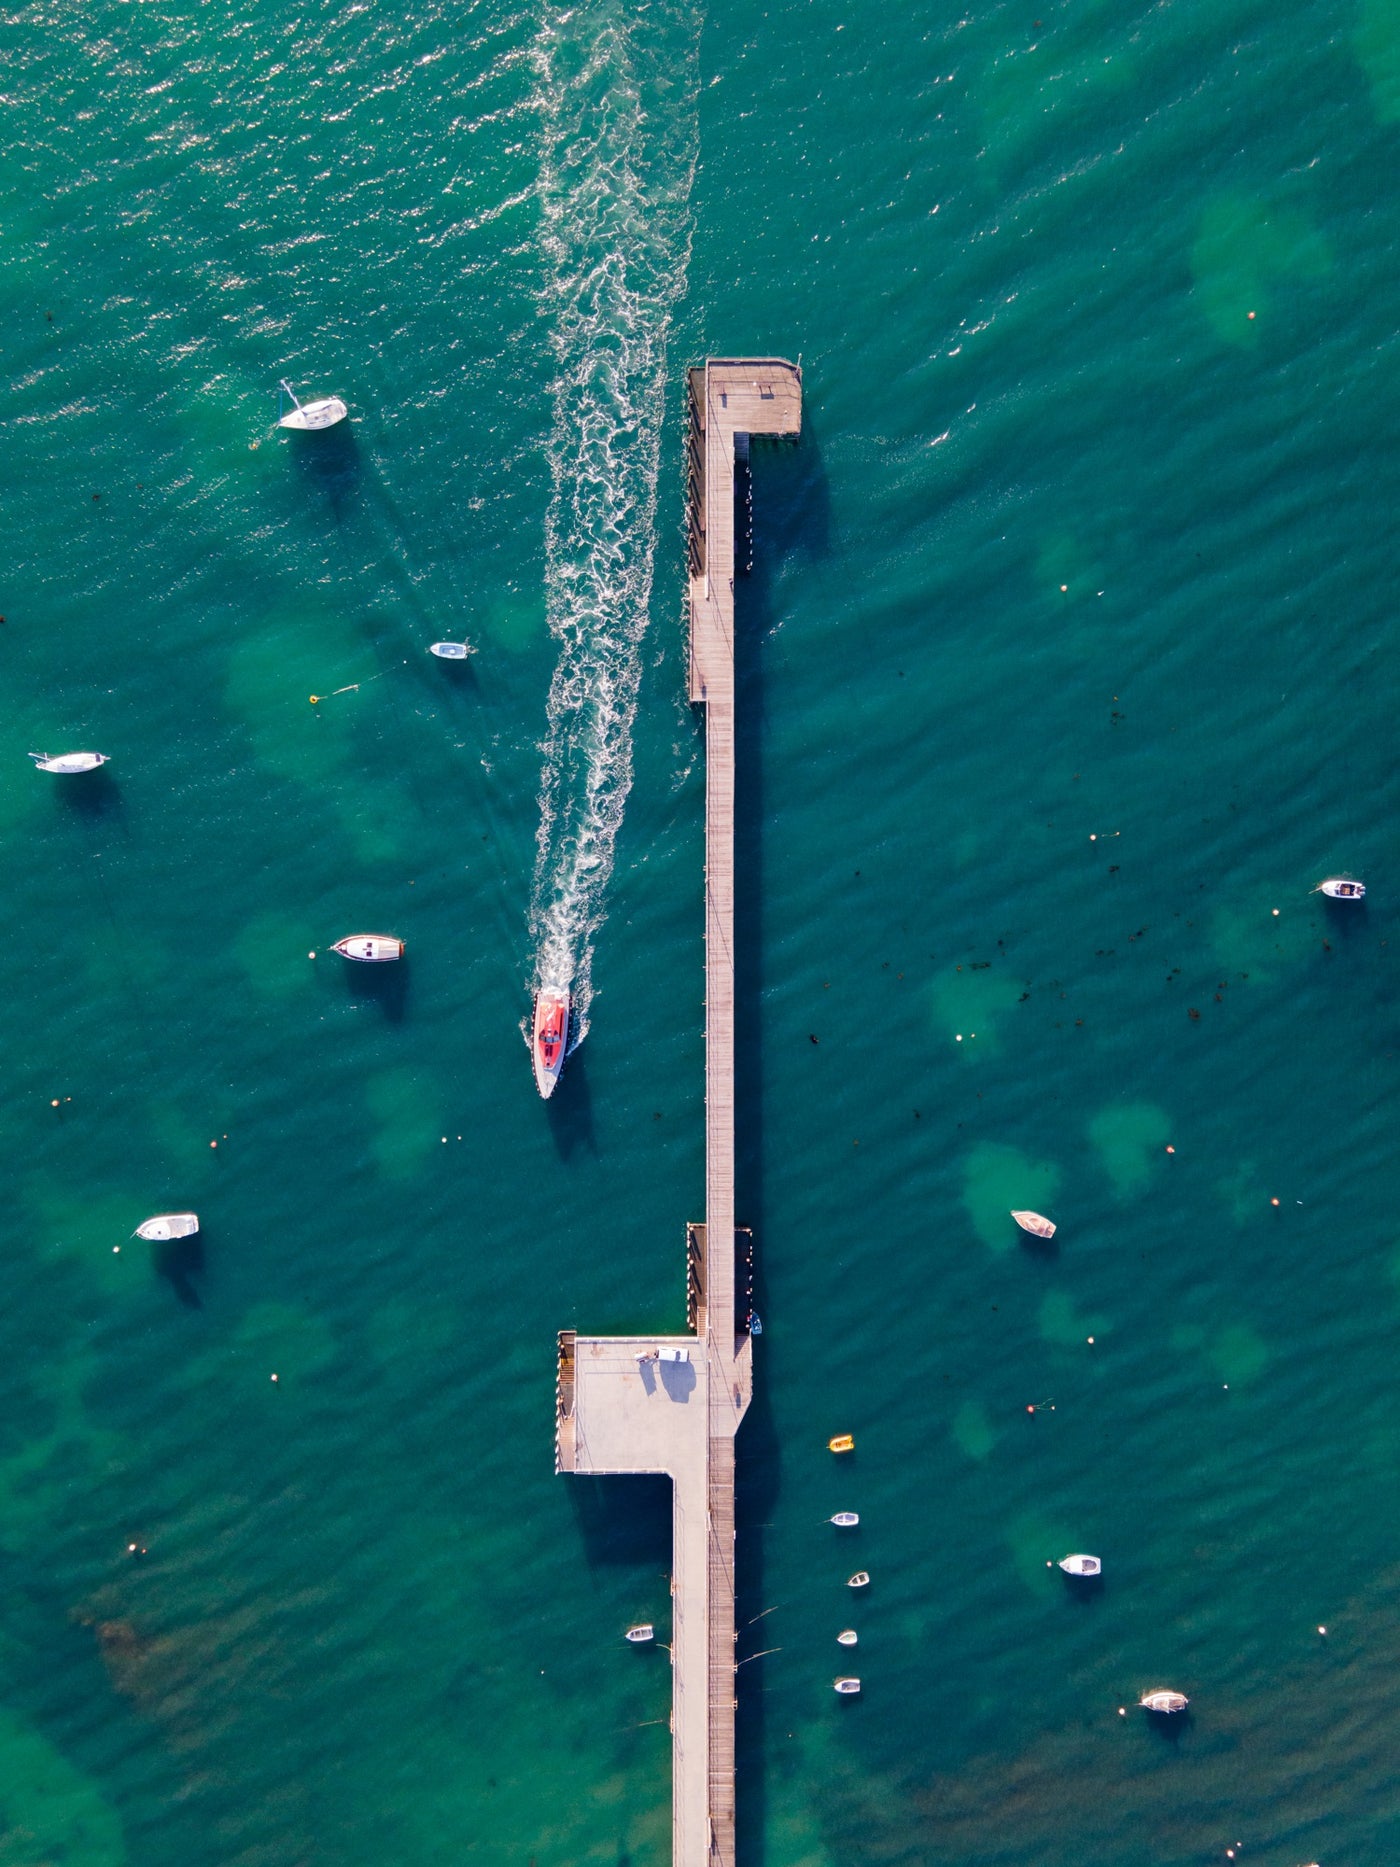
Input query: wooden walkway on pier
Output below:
<box><xmin>556</xmin><ymin>358</ymin><xmax>801</xmax><ymax>1867</ymax></box>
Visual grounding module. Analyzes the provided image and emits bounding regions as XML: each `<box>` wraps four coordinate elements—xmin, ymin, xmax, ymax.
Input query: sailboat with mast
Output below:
<box><xmin>278</xmin><ymin>379</ymin><xmax>348</xmax><ymax>431</ymax></box>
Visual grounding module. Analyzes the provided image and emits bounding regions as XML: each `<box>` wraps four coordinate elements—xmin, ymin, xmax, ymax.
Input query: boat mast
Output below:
<box><xmin>279</xmin><ymin>378</ymin><xmax>303</xmax><ymax>412</ymax></box>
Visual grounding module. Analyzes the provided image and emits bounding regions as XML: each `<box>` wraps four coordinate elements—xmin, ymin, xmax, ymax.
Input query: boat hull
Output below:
<box><xmin>135</xmin><ymin>1212</ymin><xmax>199</xmax><ymax>1241</ymax></box>
<box><xmin>332</xmin><ymin>935</ymin><xmax>405</xmax><ymax>963</ymax></box>
<box><xmin>30</xmin><ymin>752</ymin><xmax>109</xmax><ymax>774</ymax></box>
<box><xmin>1011</xmin><ymin>1209</ymin><xmax>1056</xmax><ymax>1239</ymax></box>
<box><xmin>279</xmin><ymin>398</ymin><xmax>347</xmax><ymax>430</ymax></box>
<box><xmin>1140</xmin><ymin>1690</ymin><xmax>1188</xmax><ymax>1713</ymax></box>
<box><xmin>429</xmin><ymin>642</ymin><xmax>473</xmax><ymax>660</ymax></box>
<box><xmin>1059</xmin><ymin>1554</ymin><xmax>1101</xmax><ymax>1576</ymax></box>
<box><xmin>833</xmin><ymin>1678</ymin><xmax>861</xmax><ymax>1694</ymax></box>
<box><xmin>533</xmin><ymin>989</ymin><xmax>570</xmax><ymax>1098</ymax></box>
<box><xmin>1317</xmin><ymin>878</ymin><xmax>1365</xmax><ymax>899</ymax></box>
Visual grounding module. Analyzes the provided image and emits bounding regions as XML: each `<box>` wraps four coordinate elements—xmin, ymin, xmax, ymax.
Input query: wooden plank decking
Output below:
<box><xmin>556</xmin><ymin>358</ymin><xmax>801</xmax><ymax>1867</ymax></box>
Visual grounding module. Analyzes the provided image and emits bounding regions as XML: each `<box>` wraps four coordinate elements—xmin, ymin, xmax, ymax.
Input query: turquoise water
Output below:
<box><xmin>4</xmin><ymin>0</ymin><xmax>1400</xmax><ymax>1861</ymax></box>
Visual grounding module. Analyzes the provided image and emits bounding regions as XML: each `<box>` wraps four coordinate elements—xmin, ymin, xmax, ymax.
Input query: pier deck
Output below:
<box><xmin>556</xmin><ymin>357</ymin><xmax>801</xmax><ymax>1867</ymax></box>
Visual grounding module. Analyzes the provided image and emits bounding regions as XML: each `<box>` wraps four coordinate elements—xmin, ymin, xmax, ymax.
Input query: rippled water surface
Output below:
<box><xmin>4</xmin><ymin>0</ymin><xmax>1400</xmax><ymax>1861</ymax></box>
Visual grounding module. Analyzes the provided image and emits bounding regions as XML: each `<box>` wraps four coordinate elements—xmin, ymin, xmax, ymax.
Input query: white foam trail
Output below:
<box><xmin>527</xmin><ymin>0</ymin><xmax>701</xmax><ymax>1043</ymax></box>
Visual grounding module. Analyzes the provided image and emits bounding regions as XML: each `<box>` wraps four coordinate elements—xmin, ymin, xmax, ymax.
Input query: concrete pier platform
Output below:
<box><xmin>555</xmin><ymin>357</ymin><xmax>802</xmax><ymax>1867</ymax></box>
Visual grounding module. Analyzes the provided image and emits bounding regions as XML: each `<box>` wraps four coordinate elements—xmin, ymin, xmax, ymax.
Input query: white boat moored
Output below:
<box><xmin>625</xmin><ymin>1624</ymin><xmax>654</xmax><ymax>1644</ymax></box>
<box><xmin>833</xmin><ymin>1677</ymin><xmax>861</xmax><ymax>1695</ymax></box>
<box><xmin>134</xmin><ymin>1212</ymin><xmax>199</xmax><ymax>1242</ymax></box>
<box><xmin>429</xmin><ymin>642</ymin><xmax>474</xmax><ymax>660</ymax></box>
<box><xmin>836</xmin><ymin>1629</ymin><xmax>858</xmax><ymax>1647</ymax></box>
<box><xmin>332</xmin><ymin>934</ymin><xmax>405</xmax><ymax>963</ymax></box>
<box><xmin>830</xmin><ymin>1512</ymin><xmax>859</xmax><ymax>1528</ymax></box>
<box><xmin>1140</xmin><ymin>1689</ymin><xmax>1188</xmax><ymax>1713</ymax></box>
<box><xmin>1059</xmin><ymin>1553</ymin><xmax>1102</xmax><ymax>1576</ymax></box>
<box><xmin>1011</xmin><ymin>1210</ymin><xmax>1056</xmax><ymax>1239</ymax></box>
<box><xmin>1315</xmin><ymin>877</ymin><xmax>1365</xmax><ymax>900</ymax></box>
<box><xmin>29</xmin><ymin>752</ymin><xmax>109</xmax><ymax>774</ymax></box>
<box><xmin>847</xmin><ymin>1571</ymin><xmax>870</xmax><ymax>1589</ymax></box>
<box><xmin>278</xmin><ymin>379</ymin><xmax>347</xmax><ymax>430</ymax></box>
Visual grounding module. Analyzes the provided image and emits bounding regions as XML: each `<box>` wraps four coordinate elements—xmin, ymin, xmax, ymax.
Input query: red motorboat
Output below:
<box><xmin>533</xmin><ymin>988</ymin><xmax>570</xmax><ymax>1098</ymax></box>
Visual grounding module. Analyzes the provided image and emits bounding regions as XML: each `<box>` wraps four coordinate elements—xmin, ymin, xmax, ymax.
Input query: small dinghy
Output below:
<box><xmin>429</xmin><ymin>642</ymin><xmax>474</xmax><ymax>660</ymax></box>
<box><xmin>830</xmin><ymin>1512</ymin><xmax>860</xmax><ymax>1528</ymax></box>
<box><xmin>134</xmin><ymin>1213</ymin><xmax>199</xmax><ymax>1242</ymax></box>
<box><xmin>1140</xmin><ymin>1689</ymin><xmax>1188</xmax><ymax>1713</ymax></box>
<box><xmin>29</xmin><ymin>751</ymin><xmax>109</xmax><ymax>774</ymax></box>
<box><xmin>278</xmin><ymin>379</ymin><xmax>347</xmax><ymax>430</ymax></box>
<box><xmin>532</xmin><ymin>987</ymin><xmax>570</xmax><ymax>1099</ymax></box>
<box><xmin>836</xmin><ymin>1629</ymin><xmax>858</xmax><ymax>1647</ymax></box>
<box><xmin>1058</xmin><ymin>1553</ymin><xmax>1101</xmax><ymax>1576</ymax></box>
<box><xmin>748</xmin><ymin>1312</ymin><xmax>763</xmax><ymax>1336</ymax></box>
<box><xmin>332</xmin><ymin>934</ymin><xmax>405</xmax><ymax>963</ymax></box>
<box><xmin>847</xmin><ymin>1571</ymin><xmax>870</xmax><ymax>1589</ymax></box>
<box><xmin>625</xmin><ymin>1624</ymin><xmax>654</xmax><ymax>1644</ymax></box>
<box><xmin>1011</xmin><ymin>1210</ymin><xmax>1056</xmax><ymax>1238</ymax></box>
<box><xmin>1314</xmin><ymin>878</ymin><xmax>1365</xmax><ymax>900</ymax></box>
<box><xmin>828</xmin><ymin>1434</ymin><xmax>855</xmax><ymax>1454</ymax></box>
<box><xmin>833</xmin><ymin>1677</ymin><xmax>861</xmax><ymax>1695</ymax></box>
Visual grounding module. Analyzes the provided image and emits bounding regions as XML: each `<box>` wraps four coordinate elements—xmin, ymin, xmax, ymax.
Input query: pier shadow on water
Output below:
<box><xmin>733</xmin><ymin>412</ymin><xmax>829</xmax><ymax>1867</ymax></box>
<box><xmin>568</xmin><ymin>1473</ymin><xmax>672</xmax><ymax>1569</ymax></box>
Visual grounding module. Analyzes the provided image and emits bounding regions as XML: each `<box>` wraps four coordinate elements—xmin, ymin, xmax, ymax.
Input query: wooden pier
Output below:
<box><xmin>556</xmin><ymin>359</ymin><xmax>802</xmax><ymax>1866</ymax></box>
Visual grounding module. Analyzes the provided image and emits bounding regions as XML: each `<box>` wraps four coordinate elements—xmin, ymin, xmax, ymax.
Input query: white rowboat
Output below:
<box><xmin>836</xmin><ymin>1630</ymin><xmax>858</xmax><ymax>1647</ymax></box>
<box><xmin>29</xmin><ymin>752</ymin><xmax>109</xmax><ymax>774</ymax></box>
<box><xmin>332</xmin><ymin>935</ymin><xmax>405</xmax><ymax>963</ymax></box>
<box><xmin>1140</xmin><ymin>1690</ymin><xmax>1188</xmax><ymax>1713</ymax></box>
<box><xmin>278</xmin><ymin>380</ymin><xmax>347</xmax><ymax>430</ymax></box>
<box><xmin>1011</xmin><ymin>1210</ymin><xmax>1056</xmax><ymax>1239</ymax></box>
<box><xmin>135</xmin><ymin>1213</ymin><xmax>199</xmax><ymax>1241</ymax></box>
<box><xmin>429</xmin><ymin>642</ymin><xmax>474</xmax><ymax>660</ymax></box>
<box><xmin>833</xmin><ymin>1677</ymin><xmax>861</xmax><ymax>1695</ymax></box>
<box><xmin>1059</xmin><ymin>1553</ymin><xmax>1102</xmax><ymax>1576</ymax></box>
<box><xmin>625</xmin><ymin>1624</ymin><xmax>654</xmax><ymax>1644</ymax></box>
<box><xmin>830</xmin><ymin>1512</ymin><xmax>859</xmax><ymax>1528</ymax></box>
<box><xmin>847</xmin><ymin>1571</ymin><xmax>870</xmax><ymax>1589</ymax></box>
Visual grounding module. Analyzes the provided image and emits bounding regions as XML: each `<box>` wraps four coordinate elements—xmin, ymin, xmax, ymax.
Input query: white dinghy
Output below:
<box><xmin>278</xmin><ymin>379</ymin><xmax>347</xmax><ymax>430</ymax></box>
<box><xmin>830</xmin><ymin>1512</ymin><xmax>860</xmax><ymax>1528</ymax></box>
<box><xmin>135</xmin><ymin>1213</ymin><xmax>199</xmax><ymax>1242</ymax></box>
<box><xmin>429</xmin><ymin>642</ymin><xmax>474</xmax><ymax>660</ymax></box>
<box><xmin>332</xmin><ymin>934</ymin><xmax>405</xmax><ymax>963</ymax></box>
<box><xmin>1140</xmin><ymin>1689</ymin><xmax>1188</xmax><ymax>1713</ymax></box>
<box><xmin>30</xmin><ymin>752</ymin><xmax>109</xmax><ymax>774</ymax></box>
<box><xmin>833</xmin><ymin>1677</ymin><xmax>861</xmax><ymax>1695</ymax></box>
<box><xmin>836</xmin><ymin>1630</ymin><xmax>858</xmax><ymax>1647</ymax></box>
<box><xmin>1058</xmin><ymin>1553</ymin><xmax>1102</xmax><ymax>1577</ymax></box>
<box><xmin>1011</xmin><ymin>1210</ymin><xmax>1056</xmax><ymax>1239</ymax></box>
<box><xmin>625</xmin><ymin>1624</ymin><xmax>654</xmax><ymax>1644</ymax></box>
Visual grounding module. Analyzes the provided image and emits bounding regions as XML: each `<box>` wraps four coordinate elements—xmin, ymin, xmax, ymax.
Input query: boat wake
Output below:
<box><xmin>526</xmin><ymin>0</ymin><xmax>701</xmax><ymax>1046</ymax></box>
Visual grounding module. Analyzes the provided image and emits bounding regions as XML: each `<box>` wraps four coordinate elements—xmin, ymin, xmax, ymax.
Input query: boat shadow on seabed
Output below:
<box><xmin>285</xmin><ymin>419</ymin><xmax>363</xmax><ymax>519</ymax></box>
<box><xmin>342</xmin><ymin>954</ymin><xmax>409</xmax><ymax>1024</ymax></box>
<box><xmin>545</xmin><ymin>1038</ymin><xmax>595</xmax><ymax>1161</ymax></box>
<box><xmin>151</xmin><ymin>1232</ymin><xmax>205</xmax><ymax>1310</ymax></box>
